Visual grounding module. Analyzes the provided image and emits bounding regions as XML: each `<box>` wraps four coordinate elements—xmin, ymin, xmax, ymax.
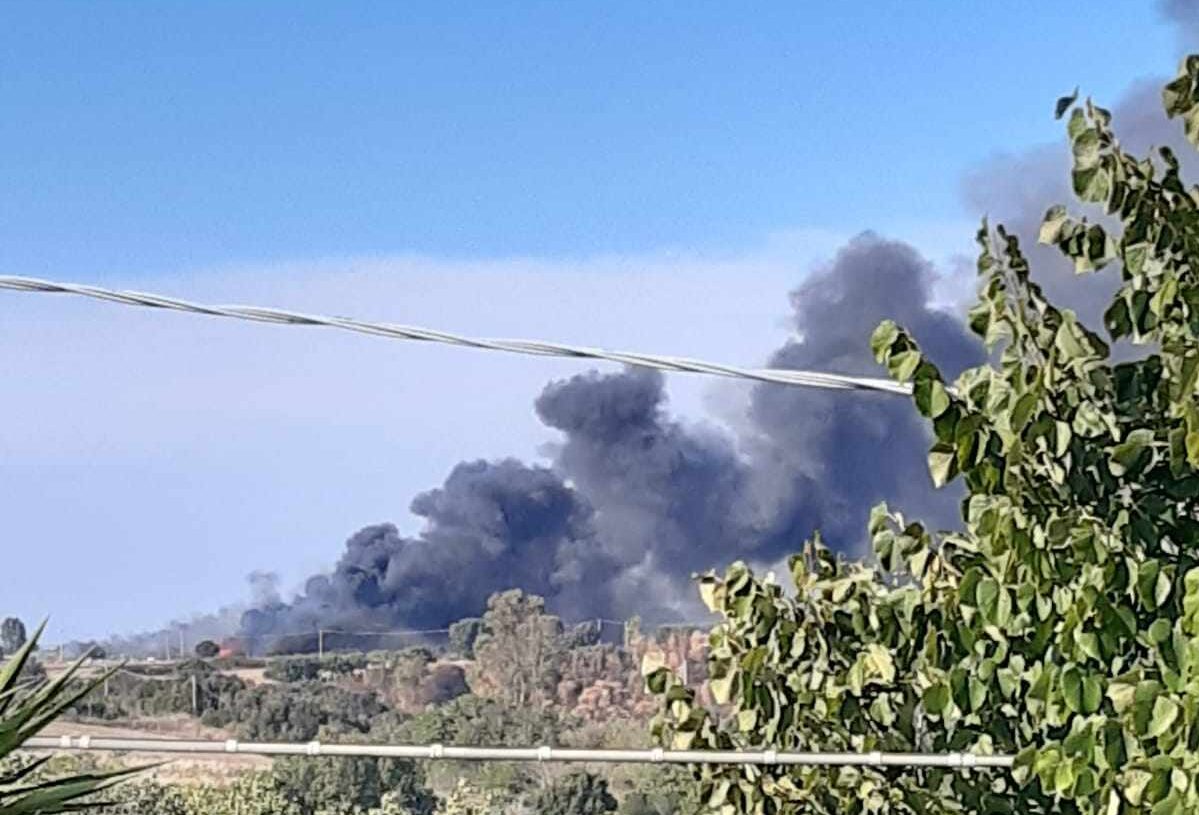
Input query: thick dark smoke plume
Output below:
<box><xmin>743</xmin><ymin>236</ymin><xmax>981</xmax><ymax>557</ymax></box>
<box><xmin>245</xmin><ymin>233</ymin><xmax>980</xmax><ymax>639</ymax></box>
<box><xmin>238</xmin><ymin>7</ymin><xmax>1199</xmax><ymax>645</ymax></box>
<box><xmin>241</xmin><ymin>459</ymin><xmax>619</xmax><ymax>642</ymax></box>
<box><xmin>534</xmin><ymin>367</ymin><xmax>757</xmax><ymax>620</ymax></box>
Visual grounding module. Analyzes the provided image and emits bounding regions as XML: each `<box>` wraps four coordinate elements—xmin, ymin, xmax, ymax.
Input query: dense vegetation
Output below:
<box><xmin>265</xmin><ymin>654</ymin><xmax>369</xmax><ymax>683</ymax></box>
<box><xmin>22</xmin><ymin>592</ymin><xmax>699</xmax><ymax>814</ymax></box>
<box><xmin>648</xmin><ymin>57</ymin><xmax>1199</xmax><ymax>815</ymax></box>
<box><xmin>0</xmin><ymin>623</ymin><xmax>140</xmax><ymax>814</ymax></box>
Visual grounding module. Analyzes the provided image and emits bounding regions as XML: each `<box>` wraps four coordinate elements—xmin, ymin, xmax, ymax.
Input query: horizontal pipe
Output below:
<box><xmin>23</xmin><ymin>736</ymin><xmax>1013</xmax><ymax>769</ymax></box>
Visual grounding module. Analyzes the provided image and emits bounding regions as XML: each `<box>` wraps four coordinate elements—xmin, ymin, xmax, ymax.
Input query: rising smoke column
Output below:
<box><xmin>532</xmin><ymin>234</ymin><xmax>983</xmax><ymax>611</ymax></box>
<box><xmin>242</xmin><ymin>236</ymin><xmax>986</xmax><ymax>636</ymax></box>
<box><xmin>242</xmin><ymin>7</ymin><xmax>1199</xmax><ymax>639</ymax></box>
<box><xmin>534</xmin><ymin>367</ymin><xmax>758</xmax><ymax>619</ymax></box>
<box><xmin>241</xmin><ymin>459</ymin><xmax>618</xmax><ymax>641</ymax></box>
<box><xmin>741</xmin><ymin>233</ymin><xmax>983</xmax><ymax>558</ymax></box>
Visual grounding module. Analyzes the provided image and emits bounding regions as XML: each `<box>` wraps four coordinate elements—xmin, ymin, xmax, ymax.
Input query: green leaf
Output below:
<box><xmin>737</xmin><ymin>708</ymin><xmax>758</xmax><ymax>732</ymax></box>
<box><xmin>1110</xmin><ymin>429</ymin><xmax>1155</xmax><ymax>477</ymax></box>
<box><xmin>1148</xmin><ymin>696</ymin><xmax>1180</xmax><ymax>738</ymax></box>
<box><xmin>1124</xmin><ymin>770</ymin><xmax>1153</xmax><ymax>806</ymax></box>
<box><xmin>1039</xmin><ymin>205</ymin><xmax>1069</xmax><ymax>244</ymax></box>
<box><xmin>1151</xmin><ymin>791</ymin><xmax>1184</xmax><ymax>815</ymax></box>
<box><xmin>709</xmin><ymin>672</ymin><xmax>735</xmax><ymax>705</ymax></box>
<box><xmin>923</xmin><ymin>682</ymin><xmax>951</xmax><ymax>715</ymax></box>
<box><xmin>928</xmin><ymin>446</ymin><xmax>957</xmax><ymax>488</ymax></box>
<box><xmin>1108</xmin><ymin>679</ymin><xmax>1136</xmax><ymax>713</ymax></box>
<box><xmin>1082</xmin><ymin>675</ymin><xmax>1103</xmax><ymax>714</ymax></box>
<box><xmin>1054</xmin><ymin>761</ymin><xmax>1076</xmax><ymax>794</ymax></box>
<box><xmin>1062</xmin><ymin>666</ymin><xmax>1084</xmax><ymax>713</ymax></box>
<box><xmin>1056</xmin><ymin>88</ymin><xmax>1079</xmax><ymax>119</ymax></box>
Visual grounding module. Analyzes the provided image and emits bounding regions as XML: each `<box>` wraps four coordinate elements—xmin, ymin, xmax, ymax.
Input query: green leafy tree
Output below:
<box><xmin>271</xmin><ymin>752</ymin><xmax>435</xmax><ymax>815</ymax></box>
<box><xmin>391</xmin><ymin>647</ymin><xmax>435</xmax><ymax>710</ymax></box>
<box><xmin>0</xmin><ymin>620</ymin><xmax>26</xmax><ymax>657</ymax></box>
<box><xmin>449</xmin><ymin>618</ymin><xmax>485</xmax><ymax>660</ymax></box>
<box><xmin>533</xmin><ymin>771</ymin><xmax>618</xmax><ymax>815</ymax></box>
<box><xmin>264</xmin><ymin>653</ymin><xmax>367</xmax><ymax>683</ymax></box>
<box><xmin>472</xmin><ymin>591</ymin><xmax>566</xmax><ymax>708</ymax></box>
<box><xmin>106</xmin><ymin>773</ymin><xmax>302</xmax><ymax>815</ymax></box>
<box><xmin>0</xmin><ymin>622</ymin><xmax>141</xmax><ymax>813</ymax></box>
<box><xmin>390</xmin><ymin>693</ymin><xmax>567</xmax><ymax>794</ymax></box>
<box><xmin>438</xmin><ymin>779</ymin><xmax>500</xmax><ymax>815</ymax></box>
<box><xmin>194</xmin><ymin>640</ymin><xmax>219</xmax><ymax>659</ymax></box>
<box><xmin>618</xmin><ymin>791</ymin><xmax>691</xmax><ymax>815</ymax></box>
<box><xmin>648</xmin><ymin>58</ymin><xmax>1199</xmax><ymax>815</ymax></box>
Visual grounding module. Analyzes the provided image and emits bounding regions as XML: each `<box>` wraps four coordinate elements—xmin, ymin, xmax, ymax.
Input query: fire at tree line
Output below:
<box><xmin>8</xmin><ymin>38</ymin><xmax>1199</xmax><ymax>815</ymax></box>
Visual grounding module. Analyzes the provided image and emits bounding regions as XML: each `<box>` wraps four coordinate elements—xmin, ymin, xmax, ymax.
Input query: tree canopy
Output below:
<box><xmin>0</xmin><ymin>619</ymin><xmax>26</xmax><ymax>656</ymax></box>
<box><xmin>648</xmin><ymin>57</ymin><xmax>1199</xmax><ymax>815</ymax></box>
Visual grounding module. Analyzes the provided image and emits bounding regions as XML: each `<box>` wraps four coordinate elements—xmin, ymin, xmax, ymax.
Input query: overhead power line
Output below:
<box><xmin>27</xmin><ymin>735</ymin><xmax>1013</xmax><ymax>770</ymax></box>
<box><xmin>0</xmin><ymin>276</ymin><xmax>910</xmax><ymax>395</ymax></box>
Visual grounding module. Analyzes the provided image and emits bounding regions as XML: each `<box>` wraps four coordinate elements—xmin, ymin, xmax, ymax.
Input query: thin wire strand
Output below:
<box><xmin>0</xmin><ymin>276</ymin><xmax>911</xmax><ymax>395</ymax></box>
<box><xmin>25</xmin><ymin>735</ymin><xmax>1013</xmax><ymax>769</ymax></box>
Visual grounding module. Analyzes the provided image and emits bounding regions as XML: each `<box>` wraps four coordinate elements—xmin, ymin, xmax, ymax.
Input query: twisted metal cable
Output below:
<box><xmin>0</xmin><ymin>276</ymin><xmax>911</xmax><ymax>395</ymax></box>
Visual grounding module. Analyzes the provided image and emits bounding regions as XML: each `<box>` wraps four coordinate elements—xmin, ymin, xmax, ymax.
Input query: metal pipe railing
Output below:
<box><xmin>24</xmin><ymin>735</ymin><xmax>1013</xmax><ymax>769</ymax></box>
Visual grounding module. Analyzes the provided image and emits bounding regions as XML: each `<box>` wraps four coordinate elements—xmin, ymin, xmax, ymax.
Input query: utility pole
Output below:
<box><xmin>318</xmin><ymin>629</ymin><xmax>324</xmax><ymax>660</ymax></box>
<box><xmin>179</xmin><ymin>628</ymin><xmax>185</xmax><ymax>660</ymax></box>
<box><xmin>191</xmin><ymin>674</ymin><xmax>198</xmax><ymax>715</ymax></box>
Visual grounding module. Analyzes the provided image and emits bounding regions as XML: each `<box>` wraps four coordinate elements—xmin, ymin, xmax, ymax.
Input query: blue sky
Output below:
<box><xmin>0</xmin><ymin>2</ymin><xmax>1187</xmax><ymax>640</ymax></box>
<box><xmin>0</xmin><ymin>2</ymin><xmax>1179</xmax><ymax>274</ymax></box>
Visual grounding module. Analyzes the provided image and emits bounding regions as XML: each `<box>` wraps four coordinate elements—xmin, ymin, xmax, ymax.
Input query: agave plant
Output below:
<box><xmin>0</xmin><ymin>621</ymin><xmax>143</xmax><ymax>814</ymax></box>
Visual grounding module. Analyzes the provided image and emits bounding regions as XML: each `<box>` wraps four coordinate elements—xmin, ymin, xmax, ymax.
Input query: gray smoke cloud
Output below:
<box><xmin>241</xmin><ymin>459</ymin><xmax>618</xmax><ymax>641</ymax></box>
<box><xmin>960</xmin><ymin>3</ymin><xmax>1198</xmax><ymax>334</ymax></box>
<box><xmin>77</xmin><ymin>603</ymin><xmax>246</xmax><ymax>659</ymax></box>
<box><xmin>534</xmin><ymin>367</ymin><xmax>757</xmax><ymax>619</ymax></box>
<box><xmin>239</xmin><ymin>9</ymin><xmax>1199</xmax><ymax>642</ymax></box>
<box><xmin>742</xmin><ymin>234</ymin><xmax>982</xmax><ymax>557</ymax></box>
<box><xmin>245</xmin><ymin>232</ymin><xmax>981</xmax><ymax>638</ymax></box>
<box><xmin>248</xmin><ymin>570</ymin><xmax>282</xmax><ymax>607</ymax></box>
<box><xmin>1162</xmin><ymin>0</ymin><xmax>1199</xmax><ymax>44</ymax></box>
